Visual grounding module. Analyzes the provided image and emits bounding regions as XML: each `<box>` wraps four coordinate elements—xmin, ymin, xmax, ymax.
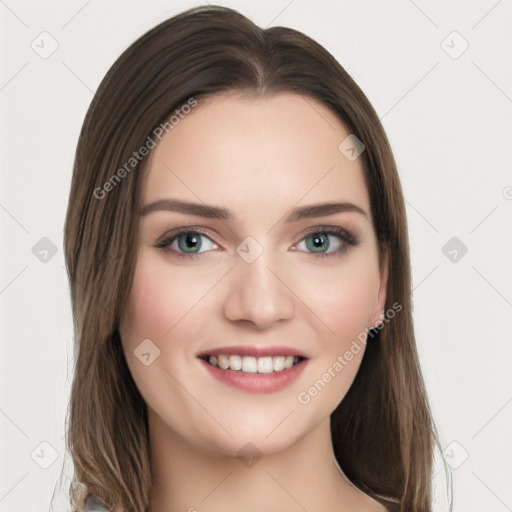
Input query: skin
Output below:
<box><xmin>120</xmin><ymin>92</ymin><xmax>388</xmax><ymax>512</ymax></box>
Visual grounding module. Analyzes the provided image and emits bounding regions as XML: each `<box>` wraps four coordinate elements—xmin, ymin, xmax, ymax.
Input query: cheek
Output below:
<box><xmin>124</xmin><ymin>256</ymin><xmax>207</xmax><ymax>348</ymax></box>
<box><xmin>119</xmin><ymin>258</ymin><xmax>196</xmax><ymax>399</ymax></box>
<box><xmin>300</xmin><ymin>252</ymin><xmax>380</xmax><ymax>350</ymax></box>
<box><xmin>289</xmin><ymin>253</ymin><xmax>381</xmax><ymax>408</ymax></box>
<box><xmin>120</xmin><ymin>258</ymin><xmax>213</xmax><ymax>422</ymax></box>
<box><xmin>323</xmin><ymin>276</ymin><xmax>376</xmax><ymax>342</ymax></box>
<box><xmin>295</xmin><ymin>272</ymin><xmax>378</xmax><ymax>414</ymax></box>
<box><xmin>120</xmin><ymin>254</ymin><xmax>221</xmax><ymax>403</ymax></box>
<box><xmin>129</xmin><ymin>271</ymin><xmax>174</xmax><ymax>341</ymax></box>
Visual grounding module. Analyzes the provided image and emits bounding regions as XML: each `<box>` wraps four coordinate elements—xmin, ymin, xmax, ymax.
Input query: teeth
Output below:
<box><xmin>229</xmin><ymin>355</ymin><xmax>242</xmax><ymax>371</ymax></box>
<box><xmin>273</xmin><ymin>356</ymin><xmax>285</xmax><ymax>372</ymax></box>
<box><xmin>257</xmin><ymin>356</ymin><xmax>273</xmax><ymax>374</ymax></box>
<box><xmin>242</xmin><ymin>356</ymin><xmax>257</xmax><ymax>373</ymax></box>
<box><xmin>218</xmin><ymin>354</ymin><xmax>229</xmax><ymax>370</ymax></box>
<box><xmin>205</xmin><ymin>354</ymin><xmax>302</xmax><ymax>373</ymax></box>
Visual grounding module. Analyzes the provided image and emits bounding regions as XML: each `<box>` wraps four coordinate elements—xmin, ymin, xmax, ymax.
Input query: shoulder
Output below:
<box><xmin>80</xmin><ymin>494</ymin><xmax>113</xmax><ymax>512</ymax></box>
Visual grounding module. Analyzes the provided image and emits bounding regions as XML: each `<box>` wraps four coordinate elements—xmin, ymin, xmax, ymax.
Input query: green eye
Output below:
<box><xmin>155</xmin><ymin>229</ymin><xmax>218</xmax><ymax>259</ymax></box>
<box><xmin>155</xmin><ymin>225</ymin><xmax>358</xmax><ymax>260</ymax></box>
<box><xmin>177</xmin><ymin>232</ymin><xmax>206</xmax><ymax>253</ymax></box>
<box><xmin>305</xmin><ymin>233</ymin><xmax>332</xmax><ymax>253</ymax></box>
<box><xmin>295</xmin><ymin>228</ymin><xmax>355</xmax><ymax>258</ymax></box>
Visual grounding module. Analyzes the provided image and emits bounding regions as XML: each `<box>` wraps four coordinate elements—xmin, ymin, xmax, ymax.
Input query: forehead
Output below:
<box><xmin>141</xmin><ymin>92</ymin><xmax>370</xmax><ymax>223</ymax></box>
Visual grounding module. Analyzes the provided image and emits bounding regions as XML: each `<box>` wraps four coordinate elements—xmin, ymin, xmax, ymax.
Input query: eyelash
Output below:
<box><xmin>153</xmin><ymin>225</ymin><xmax>359</xmax><ymax>260</ymax></box>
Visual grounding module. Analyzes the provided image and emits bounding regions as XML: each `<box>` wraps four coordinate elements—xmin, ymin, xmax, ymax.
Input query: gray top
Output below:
<box><xmin>80</xmin><ymin>494</ymin><xmax>112</xmax><ymax>512</ymax></box>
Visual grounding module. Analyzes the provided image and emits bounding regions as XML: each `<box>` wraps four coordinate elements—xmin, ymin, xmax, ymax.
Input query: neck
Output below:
<box><xmin>147</xmin><ymin>410</ymin><xmax>371</xmax><ymax>512</ymax></box>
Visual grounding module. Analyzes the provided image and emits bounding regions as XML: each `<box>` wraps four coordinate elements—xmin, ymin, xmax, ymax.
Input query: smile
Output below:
<box><xmin>200</xmin><ymin>354</ymin><xmax>306</xmax><ymax>374</ymax></box>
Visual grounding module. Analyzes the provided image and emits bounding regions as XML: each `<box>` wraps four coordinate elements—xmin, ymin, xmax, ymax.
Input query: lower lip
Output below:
<box><xmin>199</xmin><ymin>358</ymin><xmax>308</xmax><ymax>394</ymax></box>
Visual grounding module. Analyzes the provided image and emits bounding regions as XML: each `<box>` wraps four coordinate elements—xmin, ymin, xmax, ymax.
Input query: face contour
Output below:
<box><xmin>120</xmin><ymin>92</ymin><xmax>387</xmax><ymax>457</ymax></box>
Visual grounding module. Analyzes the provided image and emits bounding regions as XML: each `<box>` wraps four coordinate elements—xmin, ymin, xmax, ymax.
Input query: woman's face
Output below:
<box><xmin>120</xmin><ymin>92</ymin><xmax>387</xmax><ymax>456</ymax></box>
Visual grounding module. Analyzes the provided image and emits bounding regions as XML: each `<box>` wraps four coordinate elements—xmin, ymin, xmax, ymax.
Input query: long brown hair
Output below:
<box><xmin>63</xmin><ymin>5</ymin><xmax>439</xmax><ymax>511</ymax></box>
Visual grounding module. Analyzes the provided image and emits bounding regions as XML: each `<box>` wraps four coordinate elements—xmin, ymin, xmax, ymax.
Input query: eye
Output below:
<box><xmin>154</xmin><ymin>225</ymin><xmax>358</xmax><ymax>260</ymax></box>
<box><xmin>293</xmin><ymin>226</ymin><xmax>358</xmax><ymax>259</ymax></box>
<box><xmin>154</xmin><ymin>228</ymin><xmax>219</xmax><ymax>260</ymax></box>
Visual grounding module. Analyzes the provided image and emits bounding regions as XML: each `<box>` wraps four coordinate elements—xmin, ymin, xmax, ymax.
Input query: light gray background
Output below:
<box><xmin>1</xmin><ymin>1</ymin><xmax>511</xmax><ymax>511</ymax></box>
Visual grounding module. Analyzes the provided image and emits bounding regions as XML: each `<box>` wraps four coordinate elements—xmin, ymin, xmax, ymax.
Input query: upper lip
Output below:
<box><xmin>197</xmin><ymin>345</ymin><xmax>309</xmax><ymax>359</ymax></box>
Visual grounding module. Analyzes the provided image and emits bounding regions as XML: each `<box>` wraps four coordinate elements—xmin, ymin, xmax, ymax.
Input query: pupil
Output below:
<box><xmin>180</xmin><ymin>233</ymin><xmax>201</xmax><ymax>253</ymax></box>
<box><xmin>307</xmin><ymin>234</ymin><xmax>329</xmax><ymax>252</ymax></box>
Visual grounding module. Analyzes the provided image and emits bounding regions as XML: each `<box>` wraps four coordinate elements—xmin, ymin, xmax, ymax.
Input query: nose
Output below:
<box><xmin>223</xmin><ymin>252</ymin><xmax>295</xmax><ymax>330</ymax></box>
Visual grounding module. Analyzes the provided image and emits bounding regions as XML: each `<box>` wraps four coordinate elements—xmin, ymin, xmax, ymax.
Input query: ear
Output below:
<box><xmin>369</xmin><ymin>248</ymin><xmax>389</xmax><ymax>328</ymax></box>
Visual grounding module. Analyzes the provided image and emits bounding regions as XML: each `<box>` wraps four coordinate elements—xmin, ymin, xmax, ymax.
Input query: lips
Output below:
<box><xmin>196</xmin><ymin>345</ymin><xmax>308</xmax><ymax>359</ymax></box>
<box><xmin>197</xmin><ymin>346</ymin><xmax>308</xmax><ymax>372</ymax></box>
<box><xmin>196</xmin><ymin>345</ymin><xmax>309</xmax><ymax>393</ymax></box>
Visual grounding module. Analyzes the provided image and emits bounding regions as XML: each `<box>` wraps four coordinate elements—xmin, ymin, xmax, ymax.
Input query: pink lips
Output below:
<box><xmin>197</xmin><ymin>345</ymin><xmax>309</xmax><ymax>394</ymax></box>
<box><xmin>196</xmin><ymin>345</ymin><xmax>308</xmax><ymax>359</ymax></box>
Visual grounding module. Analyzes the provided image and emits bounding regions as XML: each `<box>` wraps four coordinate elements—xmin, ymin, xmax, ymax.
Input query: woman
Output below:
<box><xmin>64</xmin><ymin>5</ymin><xmax>440</xmax><ymax>512</ymax></box>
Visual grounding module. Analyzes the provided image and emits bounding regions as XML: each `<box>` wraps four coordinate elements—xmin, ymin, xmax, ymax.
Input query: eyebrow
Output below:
<box><xmin>141</xmin><ymin>198</ymin><xmax>368</xmax><ymax>222</ymax></box>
